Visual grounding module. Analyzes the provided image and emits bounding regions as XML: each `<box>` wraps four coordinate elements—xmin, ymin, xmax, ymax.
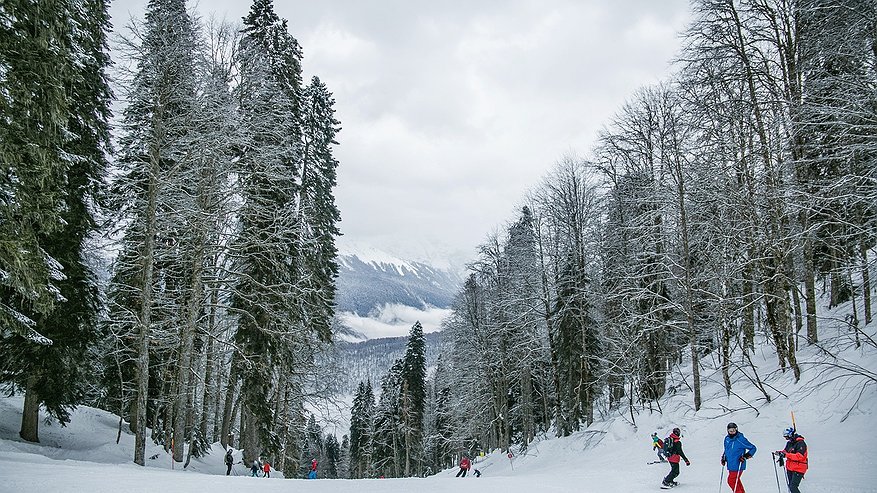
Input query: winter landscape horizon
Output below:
<box><xmin>2</xmin><ymin>0</ymin><xmax>876</xmax><ymax>492</ymax></box>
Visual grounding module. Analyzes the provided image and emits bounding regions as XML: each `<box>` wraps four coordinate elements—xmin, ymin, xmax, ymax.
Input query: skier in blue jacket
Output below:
<box><xmin>720</xmin><ymin>422</ymin><xmax>756</xmax><ymax>493</ymax></box>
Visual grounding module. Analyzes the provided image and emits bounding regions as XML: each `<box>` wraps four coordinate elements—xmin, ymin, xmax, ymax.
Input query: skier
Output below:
<box><xmin>224</xmin><ymin>449</ymin><xmax>234</xmax><ymax>476</ymax></box>
<box><xmin>652</xmin><ymin>432</ymin><xmax>668</xmax><ymax>462</ymax></box>
<box><xmin>308</xmin><ymin>458</ymin><xmax>318</xmax><ymax>479</ymax></box>
<box><xmin>263</xmin><ymin>459</ymin><xmax>271</xmax><ymax>478</ymax></box>
<box><xmin>775</xmin><ymin>427</ymin><xmax>807</xmax><ymax>493</ymax></box>
<box><xmin>250</xmin><ymin>458</ymin><xmax>260</xmax><ymax>477</ymax></box>
<box><xmin>455</xmin><ymin>455</ymin><xmax>471</xmax><ymax>477</ymax></box>
<box><xmin>721</xmin><ymin>422</ymin><xmax>756</xmax><ymax>493</ymax></box>
<box><xmin>661</xmin><ymin>427</ymin><xmax>690</xmax><ymax>488</ymax></box>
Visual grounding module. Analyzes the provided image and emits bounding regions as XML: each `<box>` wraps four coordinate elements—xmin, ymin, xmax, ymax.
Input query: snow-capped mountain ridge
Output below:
<box><xmin>336</xmin><ymin>238</ymin><xmax>468</xmax><ymax>276</ymax></box>
<box><xmin>334</xmin><ymin>242</ymin><xmax>463</xmax><ymax>321</ymax></box>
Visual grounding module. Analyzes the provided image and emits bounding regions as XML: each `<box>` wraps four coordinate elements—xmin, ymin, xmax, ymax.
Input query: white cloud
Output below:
<box><xmin>109</xmin><ymin>0</ymin><xmax>691</xmax><ymax>263</ymax></box>
<box><xmin>339</xmin><ymin>304</ymin><xmax>452</xmax><ymax>339</ymax></box>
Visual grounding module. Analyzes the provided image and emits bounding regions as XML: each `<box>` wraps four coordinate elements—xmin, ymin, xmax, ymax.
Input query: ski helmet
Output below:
<box><xmin>783</xmin><ymin>427</ymin><xmax>795</xmax><ymax>438</ymax></box>
<box><xmin>672</xmin><ymin>427</ymin><xmax>681</xmax><ymax>436</ymax></box>
<box><xmin>727</xmin><ymin>422</ymin><xmax>738</xmax><ymax>430</ymax></box>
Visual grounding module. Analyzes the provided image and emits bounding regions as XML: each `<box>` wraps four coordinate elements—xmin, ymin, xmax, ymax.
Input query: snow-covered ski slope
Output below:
<box><xmin>1</xmin><ymin>298</ymin><xmax>874</xmax><ymax>492</ymax></box>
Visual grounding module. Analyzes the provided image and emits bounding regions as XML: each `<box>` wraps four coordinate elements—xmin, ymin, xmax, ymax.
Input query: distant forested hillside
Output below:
<box><xmin>331</xmin><ymin>331</ymin><xmax>443</xmax><ymax>394</ymax></box>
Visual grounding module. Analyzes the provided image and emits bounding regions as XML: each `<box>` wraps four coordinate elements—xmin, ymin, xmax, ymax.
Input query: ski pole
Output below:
<box><xmin>733</xmin><ymin>468</ymin><xmax>743</xmax><ymax>493</ymax></box>
<box><xmin>718</xmin><ymin>465</ymin><xmax>725</xmax><ymax>493</ymax></box>
<box><xmin>771</xmin><ymin>453</ymin><xmax>782</xmax><ymax>493</ymax></box>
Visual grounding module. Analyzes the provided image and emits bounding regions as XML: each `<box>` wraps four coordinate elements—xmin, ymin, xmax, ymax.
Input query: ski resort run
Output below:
<box><xmin>1</xmin><ymin>306</ymin><xmax>875</xmax><ymax>492</ymax></box>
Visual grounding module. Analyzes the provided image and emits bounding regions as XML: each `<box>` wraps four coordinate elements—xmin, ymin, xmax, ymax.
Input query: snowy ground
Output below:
<box><xmin>1</xmin><ymin>300</ymin><xmax>875</xmax><ymax>492</ymax></box>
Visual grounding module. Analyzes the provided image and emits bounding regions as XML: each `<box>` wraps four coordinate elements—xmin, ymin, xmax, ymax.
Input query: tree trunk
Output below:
<box><xmin>183</xmin><ymin>381</ymin><xmax>196</xmax><ymax>468</ymax></box>
<box><xmin>830</xmin><ymin>265</ymin><xmax>843</xmax><ymax>308</ymax></box>
<box><xmin>804</xmin><ymin>236</ymin><xmax>818</xmax><ymax>343</ymax></box>
<box><xmin>241</xmin><ymin>405</ymin><xmax>262</xmax><ymax>465</ymax></box>
<box><xmin>200</xmin><ymin>331</ymin><xmax>214</xmax><ymax>444</ymax></box>
<box><xmin>742</xmin><ymin>263</ymin><xmax>756</xmax><ymax>352</ymax></box>
<box><xmin>19</xmin><ymin>375</ymin><xmax>40</xmax><ymax>443</ymax></box>
<box><xmin>672</xmin><ymin>149</ymin><xmax>701</xmax><ymax>411</ymax></box>
<box><xmin>212</xmin><ymin>350</ymin><xmax>225</xmax><ymax>442</ymax></box>
<box><xmin>862</xmin><ymin>241</ymin><xmax>872</xmax><ymax>326</ymax></box>
<box><xmin>173</xmin><ymin>242</ymin><xmax>205</xmax><ymax>462</ymax></box>
<box><xmin>721</xmin><ymin>315</ymin><xmax>731</xmax><ymax>396</ymax></box>
<box><xmin>220</xmin><ymin>355</ymin><xmax>239</xmax><ymax>449</ymax></box>
<box><xmin>134</xmin><ymin>132</ymin><xmax>160</xmax><ymax>466</ymax></box>
<box><xmin>791</xmin><ymin>283</ymin><xmax>803</xmax><ymax>346</ymax></box>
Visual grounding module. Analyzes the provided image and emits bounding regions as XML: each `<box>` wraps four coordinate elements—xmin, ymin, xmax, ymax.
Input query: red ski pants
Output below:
<box><xmin>727</xmin><ymin>471</ymin><xmax>745</xmax><ymax>493</ymax></box>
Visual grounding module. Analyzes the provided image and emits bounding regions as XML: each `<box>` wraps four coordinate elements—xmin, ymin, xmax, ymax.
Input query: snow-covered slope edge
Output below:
<box><xmin>459</xmin><ymin>296</ymin><xmax>876</xmax><ymax>492</ymax></box>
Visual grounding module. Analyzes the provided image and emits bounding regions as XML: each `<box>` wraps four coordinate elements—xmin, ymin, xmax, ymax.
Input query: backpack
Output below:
<box><xmin>662</xmin><ymin>436</ymin><xmax>673</xmax><ymax>455</ymax></box>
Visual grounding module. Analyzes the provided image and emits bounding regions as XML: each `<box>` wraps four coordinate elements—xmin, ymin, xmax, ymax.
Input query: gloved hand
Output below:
<box><xmin>685</xmin><ymin>460</ymin><xmax>690</xmax><ymax>466</ymax></box>
<box><xmin>774</xmin><ymin>451</ymin><xmax>785</xmax><ymax>457</ymax></box>
<box><xmin>776</xmin><ymin>455</ymin><xmax>785</xmax><ymax>467</ymax></box>
<box><xmin>721</xmin><ymin>457</ymin><xmax>726</xmax><ymax>466</ymax></box>
<box><xmin>740</xmin><ymin>453</ymin><xmax>752</xmax><ymax>462</ymax></box>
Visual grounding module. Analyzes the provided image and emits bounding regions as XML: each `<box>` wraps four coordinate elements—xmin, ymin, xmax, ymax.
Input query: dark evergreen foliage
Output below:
<box><xmin>348</xmin><ymin>380</ymin><xmax>375</xmax><ymax>478</ymax></box>
<box><xmin>0</xmin><ymin>0</ymin><xmax>112</xmax><ymax>442</ymax></box>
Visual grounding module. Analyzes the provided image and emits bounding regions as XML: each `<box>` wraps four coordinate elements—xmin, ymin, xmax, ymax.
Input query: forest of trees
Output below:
<box><xmin>1</xmin><ymin>0</ymin><xmax>342</xmax><ymax>477</ymax></box>
<box><xmin>419</xmin><ymin>0</ymin><xmax>876</xmax><ymax>471</ymax></box>
<box><xmin>1</xmin><ymin>0</ymin><xmax>875</xmax><ymax>482</ymax></box>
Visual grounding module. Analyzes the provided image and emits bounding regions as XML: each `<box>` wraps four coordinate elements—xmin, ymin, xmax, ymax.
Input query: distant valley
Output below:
<box><xmin>333</xmin><ymin>245</ymin><xmax>463</xmax><ymax>340</ymax></box>
<box><xmin>329</xmin><ymin>245</ymin><xmax>461</xmax><ymax>392</ymax></box>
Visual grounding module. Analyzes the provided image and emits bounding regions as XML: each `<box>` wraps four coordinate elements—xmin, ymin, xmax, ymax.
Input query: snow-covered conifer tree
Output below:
<box><xmin>0</xmin><ymin>0</ymin><xmax>112</xmax><ymax>443</ymax></box>
<box><xmin>399</xmin><ymin>321</ymin><xmax>427</xmax><ymax>476</ymax></box>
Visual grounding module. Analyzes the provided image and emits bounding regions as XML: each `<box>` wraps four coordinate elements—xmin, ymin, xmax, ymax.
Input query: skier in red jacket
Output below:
<box><xmin>455</xmin><ymin>456</ymin><xmax>471</xmax><ymax>477</ymax></box>
<box><xmin>775</xmin><ymin>427</ymin><xmax>808</xmax><ymax>493</ymax></box>
<box><xmin>662</xmin><ymin>427</ymin><xmax>690</xmax><ymax>488</ymax></box>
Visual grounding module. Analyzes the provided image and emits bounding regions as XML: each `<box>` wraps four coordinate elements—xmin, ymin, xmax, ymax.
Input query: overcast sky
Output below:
<box><xmin>109</xmin><ymin>0</ymin><xmax>691</xmax><ymax>265</ymax></box>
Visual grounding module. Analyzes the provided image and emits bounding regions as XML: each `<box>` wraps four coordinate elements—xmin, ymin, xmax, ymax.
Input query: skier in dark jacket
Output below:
<box><xmin>775</xmin><ymin>427</ymin><xmax>807</xmax><ymax>493</ymax></box>
<box><xmin>721</xmin><ymin>422</ymin><xmax>756</xmax><ymax>493</ymax></box>
<box><xmin>224</xmin><ymin>449</ymin><xmax>234</xmax><ymax>475</ymax></box>
<box><xmin>661</xmin><ymin>427</ymin><xmax>690</xmax><ymax>488</ymax></box>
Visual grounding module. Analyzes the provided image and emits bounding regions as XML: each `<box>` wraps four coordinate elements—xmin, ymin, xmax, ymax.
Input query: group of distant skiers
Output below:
<box><xmin>652</xmin><ymin>422</ymin><xmax>808</xmax><ymax>492</ymax></box>
<box><xmin>219</xmin><ymin>422</ymin><xmax>806</xmax><ymax>488</ymax></box>
<box><xmin>223</xmin><ymin>449</ymin><xmax>318</xmax><ymax>479</ymax></box>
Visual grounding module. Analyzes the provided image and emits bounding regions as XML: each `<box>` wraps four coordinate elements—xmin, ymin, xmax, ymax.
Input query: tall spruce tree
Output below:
<box><xmin>0</xmin><ymin>0</ymin><xmax>112</xmax><ymax>442</ymax></box>
<box><xmin>231</xmin><ymin>0</ymin><xmax>307</xmax><ymax>463</ymax></box>
<box><xmin>399</xmin><ymin>321</ymin><xmax>427</xmax><ymax>476</ymax></box>
<box><xmin>300</xmin><ymin>414</ymin><xmax>323</xmax><ymax>476</ymax></box>
<box><xmin>298</xmin><ymin>76</ymin><xmax>341</xmax><ymax>341</ymax></box>
<box><xmin>373</xmin><ymin>360</ymin><xmax>403</xmax><ymax>477</ymax></box>
<box><xmin>323</xmin><ymin>433</ymin><xmax>340</xmax><ymax>478</ymax></box>
<box><xmin>0</xmin><ymin>0</ymin><xmax>73</xmax><ymax>346</ymax></box>
<box><xmin>348</xmin><ymin>380</ymin><xmax>375</xmax><ymax>478</ymax></box>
